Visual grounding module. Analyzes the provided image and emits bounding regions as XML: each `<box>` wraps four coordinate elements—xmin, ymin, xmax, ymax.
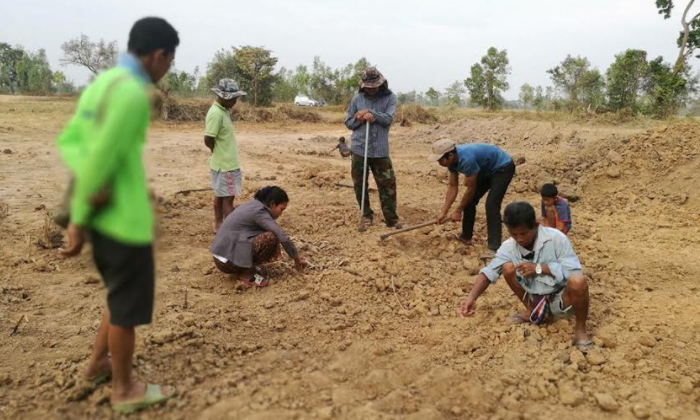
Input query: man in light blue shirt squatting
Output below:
<box><xmin>345</xmin><ymin>67</ymin><xmax>401</xmax><ymax>231</ymax></box>
<box><xmin>459</xmin><ymin>201</ymin><xmax>592</xmax><ymax>352</ymax></box>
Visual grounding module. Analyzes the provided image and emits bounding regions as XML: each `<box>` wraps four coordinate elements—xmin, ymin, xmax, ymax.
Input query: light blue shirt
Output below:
<box><xmin>480</xmin><ymin>226</ymin><xmax>582</xmax><ymax>295</ymax></box>
<box><xmin>448</xmin><ymin>143</ymin><xmax>512</xmax><ymax>177</ymax></box>
<box><xmin>116</xmin><ymin>53</ymin><xmax>150</xmax><ymax>85</ymax></box>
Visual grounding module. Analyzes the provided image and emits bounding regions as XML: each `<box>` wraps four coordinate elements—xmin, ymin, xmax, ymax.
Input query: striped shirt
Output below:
<box><xmin>344</xmin><ymin>91</ymin><xmax>397</xmax><ymax>158</ymax></box>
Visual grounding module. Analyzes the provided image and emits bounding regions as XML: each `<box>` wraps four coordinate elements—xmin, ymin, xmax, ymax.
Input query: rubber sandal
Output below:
<box><xmin>86</xmin><ymin>371</ymin><xmax>112</xmax><ymax>385</ymax></box>
<box><xmin>509</xmin><ymin>313</ymin><xmax>530</xmax><ymax>324</ymax></box>
<box><xmin>446</xmin><ymin>233</ymin><xmax>471</xmax><ymax>246</ymax></box>
<box><xmin>574</xmin><ymin>340</ymin><xmax>594</xmax><ymax>354</ymax></box>
<box><xmin>250</xmin><ymin>273</ymin><xmax>269</xmax><ymax>288</ymax></box>
<box><xmin>112</xmin><ymin>383</ymin><xmax>177</xmax><ymax>413</ymax></box>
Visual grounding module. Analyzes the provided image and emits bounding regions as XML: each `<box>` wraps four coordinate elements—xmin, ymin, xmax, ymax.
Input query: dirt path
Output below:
<box><xmin>1</xmin><ymin>98</ymin><xmax>699</xmax><ymax>419</ymax></box>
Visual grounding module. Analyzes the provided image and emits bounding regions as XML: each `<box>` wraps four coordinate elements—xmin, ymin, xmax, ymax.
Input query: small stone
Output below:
<box><xmin>632</xmin><ymin>404</ymin><xmax>650</xmax><ymax>419</ymax></box>
<box><xmin>570</xmin><ymin>349</ymin><xmax>587</xmax><ymax>366</ymax></box>
<box><xmin>585</xmin><ymin>349</ymin><xmax>606</xmax><ymax>366</ymax></box>
<box><xmin>679</xmin><ymin>377</ymin><xmax>694</xmax><ymax>394</ymax></box>
<box><xmin>638</xmin><ymin>334</ymin><xmax>656</xmax><ymax>348</ymax></box>
<box><xmin>606</xmin><ymin>167</ymin><xmax>621</xmax><ymax>178</ymax></box>
<box><xmin>559</xmin><ymin>382</ymin><xmax>584</xmax><ymax>406</ymax></box>
<box><xmin>660</xmin><ymin>409</ymin><xmax>680</xmax><ymax>420</ymax></box>
<box><xmin>2</xmin><ymin>149</ymin><xmax>12</xmax><ymax>154</ymax></box>
<box><xmin>263</xmin><ymin>301</ymin><xmax>276</xmax><ymax>309</ymax></box>
<box><xmin>594</xmin><ymin>393</ymin><xmax>619</xmax><ymax>412</ymax></box>
<box><xmin>606</xmin><ymin>150</ymin><xmax>623</xmax><ymax>163</ymax></box>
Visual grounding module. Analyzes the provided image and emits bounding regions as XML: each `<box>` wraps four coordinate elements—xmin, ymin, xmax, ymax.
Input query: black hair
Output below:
<box><xmin>254</xmin><ymin>186</ymin><xmax>289</xmax><ymax>207</ymax></box>
<box><xmin>339</xmin><ymin>136</ymin><xmax>346</xmax><ymax>142</ymax></box>
<box><xmin>128</xmin><ymin>17</ymin><xmax>180</xmax><ymax>56</ymax></box>
<box><xmin>440</xmin><ymin>150</ymin><xmax>456</xmax><ymax>161</ymax></box>
<box><xmin>541</xmin><ymin>183</ymin><xmax>558</xmax><ymax>198</ymax></box>
<box><xmin>503</xmin><ymin>202</ymin><xmax>537</xmax><ymax>230</ymax></box>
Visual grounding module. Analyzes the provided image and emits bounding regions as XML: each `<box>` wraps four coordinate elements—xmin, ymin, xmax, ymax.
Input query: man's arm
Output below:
<box><xmin>369</xmin><ymin>94</ymin><xmax>397</xmax><ymax>127</ymax></box>
<box><xmin>461</xmin><ymin>247</ymin><xmax>510</xmax><ymax>315</ymax></box>
<box><xmin>344</xmin><ymin>97</ymin><xmax>364</xmax><ymax>130</ymax></box>
<box><xmin>460</xmin><ymin>273</ymin><xmax>491</xmax><ymax>316</ymax></box>
<box><xmin>204</xmin><ymin>135</ymin><xmax>215</xmax><ymax>153</ymax></box>
<box><xmin>450</xmin><ymin>174</ymin><xmax>477</xmax><ymax>221</ymax></box>
<box><xmin>437</xmin><ymin>171</ymin><xmax>459</xmax><ymax>223</ymax></box>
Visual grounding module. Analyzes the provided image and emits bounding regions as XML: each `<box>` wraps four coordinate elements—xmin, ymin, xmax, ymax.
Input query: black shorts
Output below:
<box><xmin>92</xmin><ymin>230</ymin><xmax>155</xmax><ymax>328</ymax></box>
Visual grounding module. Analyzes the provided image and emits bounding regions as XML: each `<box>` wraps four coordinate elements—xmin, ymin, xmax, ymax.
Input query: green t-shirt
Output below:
<box><xmin>56</xmin><ymin>66</ymin><xmax>153</xmax><ymax>245</ymax></box>
<box><xmin>205</xmin><ymin>101</ymin><xmax>240</xmax><ymax>172</ymax></box>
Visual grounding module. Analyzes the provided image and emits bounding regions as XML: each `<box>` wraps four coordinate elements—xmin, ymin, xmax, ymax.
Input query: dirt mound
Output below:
<box><xmin>160</xmin><ymin>98</ymin><xmax>324</xmax><ymax>124</ymax></box>
<box><xmin>396</xmin><ymin>104</ymin><xmax>438</xmax><ymax>126</ymax></box>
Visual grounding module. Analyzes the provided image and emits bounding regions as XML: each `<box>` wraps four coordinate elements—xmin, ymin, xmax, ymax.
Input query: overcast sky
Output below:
<box><xmin>0</xmin><ymin>0</ymin><xmax>689</xmax><ymax>99</ymax></box>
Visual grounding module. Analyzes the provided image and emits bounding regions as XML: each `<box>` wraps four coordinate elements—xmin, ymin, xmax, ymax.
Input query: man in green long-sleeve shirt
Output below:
<box><xmin>57</xmin><ymin>17</ymin><xmax>179</xmax><ymax>412</ymax></box>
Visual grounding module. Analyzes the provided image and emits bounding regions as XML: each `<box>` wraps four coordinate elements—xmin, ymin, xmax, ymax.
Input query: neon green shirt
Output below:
<box><xmin>56</xmin><ymin>63</ymin><xmax>153</xmax><ymax>245</ymax></box>
<box><xmin>205</xmin><ymin>101</ymin><xmax>240</xmax><ymax>171</ymax></box>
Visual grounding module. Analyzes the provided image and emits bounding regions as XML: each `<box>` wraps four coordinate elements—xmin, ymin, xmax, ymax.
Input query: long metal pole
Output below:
<box><xmin>360</xmin><ymin>121</ymin><xmax>370</xmax><ymax>219</ymax></box>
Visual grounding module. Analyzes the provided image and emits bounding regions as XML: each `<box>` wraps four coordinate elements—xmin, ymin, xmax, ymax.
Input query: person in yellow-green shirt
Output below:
<box><xmin>204</xmin><ymin>79</ymin><xmax>246</xmax><ymax>232</ymax></box>
<box><xmin>57</xmin><ymin>17</ymin><xmax>179</xmax><ymax>412</ymax></box>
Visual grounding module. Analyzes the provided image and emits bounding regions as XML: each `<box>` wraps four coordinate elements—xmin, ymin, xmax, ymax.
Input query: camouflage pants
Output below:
<box><xmin>351</xmin><ymin>153</ymin><xmax>398</xmax><ymax>225</ymax></box>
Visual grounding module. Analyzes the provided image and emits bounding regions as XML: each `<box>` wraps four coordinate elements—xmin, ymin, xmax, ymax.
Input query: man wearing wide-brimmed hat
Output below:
<box><xmin>205</xmin><ymin>78</ymin><xmax>246</xmax><ymax>232</ymax></box>
<box><xmin>344</xmin><ymin>67</ymin><xmax>401</xmax><ymax>231</ymax></box>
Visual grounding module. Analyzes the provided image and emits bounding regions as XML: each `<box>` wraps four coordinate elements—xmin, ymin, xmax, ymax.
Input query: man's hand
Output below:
<box><xmin>354</xmin><ymin>109</ymin><xmax>369</xmax><ymax>120</ymax></box>
<box><xmin>362</xmin><ymin>112</ymin><xmax>376</xmax><ymax>123</ymax></box>
<box><xmin>90</xmin><ymin>191</ymin><xmax>110</xmax><ymax>207</ymax></box>
<box><xmin>450</xmin><ymin>208</ymin><xmax>462</xmax><ymax>222</ymax></box>
<box><xmin>460</xmin><ymin>296</ymin><xmax>476</xmax><ymax>316</ymax></box>
<box><xmin>517</xmin><ymin>262</ymin><xmax>537</xmax><ymax>277</ymax></box>
<box><xmin>294</xmin><ymin>257</ymin><xmax>309</xmax><ymax>272</ymax></box>
<box><xmin>436</xmin><ymin>212</ymin><xmax>449</xmax><ymax>224</ymax></box>
<box><xmin>59</xmin><ymin>223</ymin><xmax>85</xmax><ymax>257</ymax></box>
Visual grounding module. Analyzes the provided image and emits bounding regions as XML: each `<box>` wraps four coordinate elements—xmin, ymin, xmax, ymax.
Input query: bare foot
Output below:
<box><xmin>84</xmin><ymin>356</ymin><xmax>111</xmax><ymax>381</ymax></box>
<box><xmin>573</xmin><ymin>328</ymin><xmax>591</xmax><ymax>345</ymax></box>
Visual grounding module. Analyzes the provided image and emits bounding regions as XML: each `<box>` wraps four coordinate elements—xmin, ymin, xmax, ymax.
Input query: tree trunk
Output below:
<box><xmin>674</xmin><ymin>0</ymin><xmax>697</xmax><ymax>75</ymax></box>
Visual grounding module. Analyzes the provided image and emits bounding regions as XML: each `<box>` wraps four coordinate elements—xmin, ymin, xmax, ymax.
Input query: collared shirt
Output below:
<box><xmin>205</xmin><ymin>101</ymin><xmax>240</xmax><ymax>172</ymax></box>
<box><xmin>56</xmin><ymin>53</ymin><xmax>153</xmax><ymax>244</ymax></box>
<box><xmin>448</xmin><ymin>143</ymin><xmax>513</xmax><ymax>177</ymax></box>
<box><xmin>480</xmin><ymin>226</ymin><xmax>582</xmax><ymax>295</ymax></box>
<box><xmin>344</xmin><ymin>91</ymin><xmax>397</xmax><ymax>158</ymax></box>
<box><xmin>541</xmin><ymin>196</ymin><xmax>572</xmax><ymax>233</ymax></box>
<box><xmin>116</xmin><ymin>53</ymin><xmax>151</xmax><ymax>85</ymax></box>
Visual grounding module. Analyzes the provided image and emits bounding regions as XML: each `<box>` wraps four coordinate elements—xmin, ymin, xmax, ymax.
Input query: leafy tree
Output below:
<box><xmin>271</xmin><ymin>67</ymin><xmax>298</xmax><ymax>102</ymax></box>
<box><xmin>606</xmin><ymin>49</ymin><xmax>648</xmax><ymax>112</ymax></box>
<box><xmin>231</xmin><ymin>46</ymin><xmax>278</xmax><ymax>106</ymax></box>
<box><xmin>519</xmin><ymin>83</ymin><xmax>535</xmax><ymax>109</ymax></box>
<box><xmin>0</xmin><ymin>43</ymin><xmax>24</xmax><ymax>93</ymax></box>
<box><xmin>644</xmin><ymin>55</ymin><xmax>697</xmax><ymax>117</ymax></box>
<box><xmin>60</xmin><ymin>34</ymin><xmax>117</xmax><ymax>74</ymax></box>
<box><xmin>204</xmin><ymin>46</ymin><xmax>278</xmax><ymax>106</ymax></box>
<box><xmin>52</xmin><ymin>71</ymin><xmax>76</xmax><ymax>94</ymax></box>
<box><xmin>547</xmin><ymin>55</ymin><xmax>605</xmax><ymax>111</ymax></box>
<box><xmin>425</xmin><ymin>87</ymin><xmax>440</xmax><ymax>106</ymax></box>
<box><xmin>656</xmin><ymin>0</ymin><xmax>700</xmax><ymax>72</ymax></box>
<box><xmin>445</xmin><ymin>80</ymin><xmax>466</xmax><ymax>106</ymax></box>
<box><xmin>397</xmin><ymin>90</ymin><xmax>416</xmax><ymax>104</ymax></box>
<box><xmin>532</xmin><ymin>86</ymin><xmax>545</xmax><ymax>111</ymax></box>
<box><xmin>464</xmin><ymin>47</ymin><xmax>510</xmax><ymax>110</ymax></box>
<box><xmin>15</xmin><ymin>49</ymin><xmax>53</xmax><ymax>95</ymax></box>
<box><xmin>160</xmin><ymin>66</ymin><xmax>199</xmax><ymax>97</ymax></box>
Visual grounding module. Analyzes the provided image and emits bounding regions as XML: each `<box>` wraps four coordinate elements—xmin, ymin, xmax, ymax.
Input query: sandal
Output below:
<box><xmin>446</xmin><ymin>233</ymin><xmax>471</xmax><ymax>246</ymax></box>
<box><xmin>574</xmin><ymin>340</ymin><xmax>594</xmax><ymax>354</ymax></box>
<box><xmin>112</xmin><ymin>383</ymin><xmax>177</xmax><ymax>413</ymax></box>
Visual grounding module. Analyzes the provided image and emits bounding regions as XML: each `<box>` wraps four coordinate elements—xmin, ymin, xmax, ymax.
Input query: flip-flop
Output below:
<box><xmin>446</xmin><ymin>233</ymin><xmax>471</xmax><ymax>246</ymax></box>
<box><xmin>112</xmin><ymin>383</ymin><xmax>177</xmax><ymax>413</ymax></box>
<box><xmin>86</xmin><ymin>371</ymin><xmax>112</xmax><ymax>385</ymax></box>
<box><xmin>574</xmin><ymin>340</ymin><xmax>594</xmax><ymax>354</ymax></box>
<box><xmin>510</xmin><ymin>313</ymin><xmax>530</xmax><ymax>324</ymax></box>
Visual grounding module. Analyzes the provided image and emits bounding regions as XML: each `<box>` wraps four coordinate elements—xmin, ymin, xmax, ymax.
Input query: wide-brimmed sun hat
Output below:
<box><xmin>212</xmin><ymin>78</ymin><xmax>247</xmax><ymax>100</ymax></box>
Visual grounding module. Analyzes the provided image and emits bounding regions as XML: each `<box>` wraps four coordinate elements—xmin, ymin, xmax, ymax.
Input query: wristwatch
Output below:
<box><xmin>535</xmin><ymin>264</ymin><xmax>542</xmax><ymax>275</ymax></box>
